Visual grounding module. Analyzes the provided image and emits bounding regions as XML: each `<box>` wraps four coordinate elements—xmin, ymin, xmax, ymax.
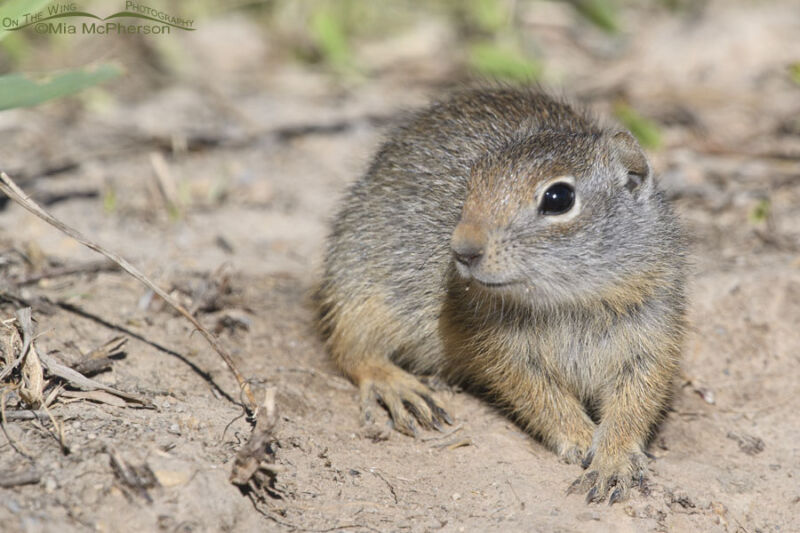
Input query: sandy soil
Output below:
<box><xmin>1</xmin><ymin>1</ymin><xmax>799</xmax><ymax>531</ymax></box>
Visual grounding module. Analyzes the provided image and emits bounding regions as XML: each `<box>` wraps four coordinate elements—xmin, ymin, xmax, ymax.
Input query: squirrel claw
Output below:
<box><xmin>393</xmin><ymin>416</ymin><xmax>418</xmax><ymax>438</ymax></box>
<box><xmin>420</xmin><ymin>393</ymin><xmax>453</xmax><ymax>427</ymax></box>
<box><xmin>569</xmin><ymin>451</ymin><xmax>648</xmax><ymax>504</ymax></box>
<box><xmin>358</xmin><ymin>369</ymin><xmax>451</xmax><ymax>437</ymax></box>
<box><xmin>585</xmin><ymin>486</ymin><xmax>605</xmax><ymax>504</ymax></box>
<box><xmin>575</xmin><ymin>470</ymin><xmax>612</xmax><ymax>504</ymax></box>
<box><xmin>580</xmin><ymin>450</ymin><xmax>595</xmax><ymax>469</ymax></box>
<box><xmin>566</xmin><ymin>477</ymin><xmax>582</xmax><ymax>496</ymax></box>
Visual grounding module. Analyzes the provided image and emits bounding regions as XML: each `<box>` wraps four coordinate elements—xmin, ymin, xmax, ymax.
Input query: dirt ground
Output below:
<box><xmin>1</xmin><ymin>1</ymin><xmax>799</xmax><ymax>531</ymax></box>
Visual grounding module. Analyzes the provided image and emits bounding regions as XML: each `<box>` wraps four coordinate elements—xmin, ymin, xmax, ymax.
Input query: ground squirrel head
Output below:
<box><xmin>451</xmin><ymin>130</ymin><xmax>662</xmax><ymax>307</ymax></box>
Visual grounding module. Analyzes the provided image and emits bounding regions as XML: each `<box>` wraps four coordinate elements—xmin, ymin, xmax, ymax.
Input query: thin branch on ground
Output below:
<box><xmin>0</xmin><ymin>468</ymin><xmax>40</xmax><ymax>488</ymax></box>
<box><xmin>55</xmin><ymin>300</ymin><xmax>237</xmax><ymax>407</ymax></box>
<box><xmin>13</xmin><ymin>259</ymin><xmax>118</xmax><ymax>286</ymax></box>
<box><xmin>0</xmin><ymin>171</ymin><xmax>257</xmax><ymax>415</ymax></box>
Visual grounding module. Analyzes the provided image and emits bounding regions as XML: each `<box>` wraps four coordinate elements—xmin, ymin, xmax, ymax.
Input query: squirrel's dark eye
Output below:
<box><xmin>540</xmin><ymin>182</ymin><xmax>575</xmax><ymax>215</ymax></box>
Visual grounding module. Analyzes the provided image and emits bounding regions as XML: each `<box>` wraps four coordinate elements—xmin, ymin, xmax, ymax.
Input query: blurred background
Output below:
<box><xmin>0</xmin><ymin>0</ymin><xmax>798</xmax><ymax>276</ymax></box>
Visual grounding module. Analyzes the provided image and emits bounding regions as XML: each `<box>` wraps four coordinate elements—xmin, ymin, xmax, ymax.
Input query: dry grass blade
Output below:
<box><xmin>0</xmin><ymin>171</ymin><xmax>257</xmax><ymax>414</ymax></box>
<box><xmin>37</xmin><ymin>350</ymin><xmax>153</xmax><ymax>408</ymax></box>
<box><xmin>16</xmin><ymin>309</ymin><xmax>34</xmax><ymax>365</ymax></box>
<box><xmin>83</xmin><ymin>336</ymin><xmax>127</xmax><ymax>360</ymax></box>
<box><xmin>60</xmin><ymin>389</ymin><xmax>128</xmax><ymax>407</ymax></box>
<box><xmin>149</xmin><ymin>151</ymin><xmax>182</xmax><ymax>217</ymax></box>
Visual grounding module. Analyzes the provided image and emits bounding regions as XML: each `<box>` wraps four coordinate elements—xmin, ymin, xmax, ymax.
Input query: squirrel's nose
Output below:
<box><xmin>451</xmin><ymin>221</ymin><xmax>487</xmax><ymax>270</ymax></box>
<box><xmin>453</xmin><ymin>244</ymin><xmax>483</xmax><ymax>269</ymax></box>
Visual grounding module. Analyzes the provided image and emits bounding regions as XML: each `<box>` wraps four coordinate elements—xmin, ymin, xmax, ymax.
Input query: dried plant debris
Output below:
<box><xmin>726</xmin><ymin>432</ymin><xmax>765</xmax><ymax>456</ymax></box>
<box><xmin>1</xmin><ymin>308</ymin><xmax>66</xmax><ymax>453</ymax></box>
<box><xmin>1</xmin><ymin>308</ymin><xmax>45</xmax><ymax>407</ymax></box>
<box><xmin>172</xmin><ymin>265</ymin><xmax>240</xmax><ymax>316</ymax></box>
<box><xmin>213</xmin><ymin>310</ymin><xmax>252</xmax><ymax>336</ymax></box>
<box><xmin>0</xmin><ymin>171</ymin><xmax>258</xmax><ymax>413</ymax></box>
<box><xmin>37</xmin><ymin>346</ymin><xmax>152</xmax><ymax>408</ymax></box>
<box><xmin>231</xmin><ymin>387</ymin><xmax>284</xmax><ymax>507</ymax></box>
<box><xmin>139</xmin><ymin>267</ymin><xmax>239</xmax><ymax>316</ymax></box>
<box><xmin>1</xmin><ymin>308</ymin><xmax>152</xmax><ymax>429</ymax></box>
<box><xmin>67</xmin><ymin>336</ymin><xmax>128</xmax><ymax>377</ymax></box>
<box><xmin>108</xmin><ymin>447</ymin><xmax>160</xmax><ymax>503</ymax></box>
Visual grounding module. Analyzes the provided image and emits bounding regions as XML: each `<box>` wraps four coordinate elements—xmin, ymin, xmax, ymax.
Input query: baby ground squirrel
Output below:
<box><xmin>317</xmin><ymin>86</ymin><xmax>686</xmax><ymax>504</ymax></box>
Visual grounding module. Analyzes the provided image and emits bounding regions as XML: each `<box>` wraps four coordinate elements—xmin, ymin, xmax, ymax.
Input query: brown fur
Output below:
<box><xmin>316</xmin><ymin>86</ymin><xmax>687</xmax><ymax>504</ymax></box>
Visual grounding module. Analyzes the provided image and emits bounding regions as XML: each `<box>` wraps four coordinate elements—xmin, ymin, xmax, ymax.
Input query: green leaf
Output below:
<box><xmin>103</xmin><ymin>186</ymin><xmax>117</xmax><ymax>214</ymax></box>
<box><xmin>0</xmin><ymin>0</ymin><xmax>51</xmax><ymax>41</ymax></box>
<box><xmin>749</xmin><ymin>198</ymin><xmax>770</xmax><ymax>224</ymax></box>
<box><xmin>571</xmin><ymin>0</ymin><xmax>620</xmax><ymax>34</ymax></box>
<box><xmin>0</xmin><ymin>64</ymin><xmax>122</xmax><ymax>111</ymax></box>
<box><xmin>468</xmin><ymin>42</ymin><xmax>541</xmax><ymax>82</ymax></box>
<box><xmin>467</xmin><ymin>0</ymin><xmax>507</xmax><ymax>33</ymax></box>
<box><xmin>0</xmin><ymin>32</ymin><xmax>30</xmax><ymax>64</ymax></box>
<box><xmin>789</xmin><ymin>62</ymin><xmax>800</xmax><ymax>86</ymax></box>
<box><xmin>614</xmin><ymin>102</ymin><xmax>662</xmax><ymax>150</ymax></box>
<box><xmin>310</xmin><ymin>7</ymin><xmax>351</xmax><ymax>69</ymax></box>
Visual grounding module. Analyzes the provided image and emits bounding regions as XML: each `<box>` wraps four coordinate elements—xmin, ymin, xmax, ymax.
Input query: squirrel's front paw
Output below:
<box><xmin>567</xmin><ymin>449</ymin><xmax>648</xmax><ymax>504</ymax></box>
<box><xmin>556</xmin><ymin>431</ymin><xmax>594</xmax><ymax>465</ymax></box>
<box><xmin>558</xmin><ymin>444</ymin><xmax>589</xmax><ymax>465</ymax></box>
<box><xmin>356</xmin><ymin>364</ymin><xmax>452</xmax><ymax>437</ymax></box>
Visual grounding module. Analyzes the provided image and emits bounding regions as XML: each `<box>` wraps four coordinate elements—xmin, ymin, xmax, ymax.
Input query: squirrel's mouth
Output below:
<box><xmin>453</xmin><ymin>260</ymin><xmax>520</xmax><ymax>289</ymax></box>
<box><xmin>471</xmin><ymin>277</ymin><xmax>518</xmax><ymax>289</ymax></box>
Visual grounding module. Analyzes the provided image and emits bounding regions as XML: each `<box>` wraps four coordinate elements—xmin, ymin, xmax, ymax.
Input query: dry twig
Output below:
<box><xmin>0</xmin><ymin>469</ymin><xmax>40</xmax><ymax>488</ymax></box>
<box><xmin>0</xmin><ymin>171</ymin><xmax>257</xmax><ymax>414</ymax></box>
<box><xmin>12</xmin><ymin>259</ymin><xmax>118</xmax><ymax>286</ymax></box>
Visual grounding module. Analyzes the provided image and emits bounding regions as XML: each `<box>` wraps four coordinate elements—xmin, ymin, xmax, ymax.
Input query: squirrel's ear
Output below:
<box><xmin>611</xmin><ymin>131</ymin><xmax>651</xmax><ymax>194</ymax></box>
